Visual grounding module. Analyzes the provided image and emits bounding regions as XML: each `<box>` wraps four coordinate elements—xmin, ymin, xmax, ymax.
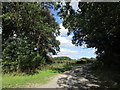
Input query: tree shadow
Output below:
<box><xmin>57</xmin><ymin>64</ymin><xmax>108</xmax><ymax>89</ymax></box>
<box><xmin>91</xmin><ymin>64</ymin><xmax>120</xmax><ymax>88</ymax></box>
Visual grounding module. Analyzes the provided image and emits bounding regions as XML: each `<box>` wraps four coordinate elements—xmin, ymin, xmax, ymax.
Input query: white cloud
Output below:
<box><xmin>56</xmin><ymin>35</ymin><xmax>87</xmax><ymax>49</ymax></box>
<box><xmin>59</xmin><ymin>23</ymin><xmax>68</xmax><ymax>35</ymax></box>
<box><xmin>70</xmin><ymin>1</ymin><xmax>79</xmax><ymax>11</ymax></box>
<box><xmin>57</xmin><ymin>23</ymin><xmax>74</xmax><ymax>47</ymax></box>
<box><xmin>58</xmin><ymin>48</ymin><xmax>79</xmax><ymax>55</ymax></box>
<box><xmin>56</xmin><ymin>36</ymin><xmax>74</xmax><ymax>47</ymax></box>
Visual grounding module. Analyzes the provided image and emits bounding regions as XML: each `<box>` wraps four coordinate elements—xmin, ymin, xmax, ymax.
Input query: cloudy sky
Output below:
<box><xmin>52</xmin><ymin>2</ymin><xmax>96</xmax><ymax>59</ymax></box>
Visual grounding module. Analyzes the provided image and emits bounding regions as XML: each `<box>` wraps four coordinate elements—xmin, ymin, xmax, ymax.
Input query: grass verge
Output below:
<box><xmin>2</xmin><ymin>60</ymin><xmax>84</xmax><ymax>88</ymax></box>
<box><xmin>2</xmin><ymin>69</ymin><xmax>58</xmax><ymax>88</ymax></box>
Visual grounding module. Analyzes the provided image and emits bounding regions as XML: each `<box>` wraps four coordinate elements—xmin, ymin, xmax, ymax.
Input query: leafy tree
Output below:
<box><xmin>57</xmin><ymin>2</ymin><xmax>120</xmax><ymax>66</ymax></box>
<box><xmin>2</xmin><ymin>2</ymin><xmax>60</xmax><ymax>56</ymax></box>
<box><xmin>2</xmin><ymin>2</ymin><xmax>60</xmax><ymax>73</ymax></box>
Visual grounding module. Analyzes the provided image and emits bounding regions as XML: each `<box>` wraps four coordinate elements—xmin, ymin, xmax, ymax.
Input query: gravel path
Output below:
<box><xmin>57</xmin><ymin>64</ymin><xmax>103</xmax><ymax>89</ymax></box>
<box><xmin>26</xmin><ymin>74</ymin><xmax>68</xmax><ymax>88</ymax></box>
<box><xmin>36</xmin><ymin>74</ymin><xmax>67</xmax><ymax>88</ymax></box>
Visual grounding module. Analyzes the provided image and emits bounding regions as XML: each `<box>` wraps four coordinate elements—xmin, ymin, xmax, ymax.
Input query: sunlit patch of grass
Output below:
<box><xmin>2</xmin><ymin>69</ymin><xmax>58</xmax><ymax>88</ymax></box>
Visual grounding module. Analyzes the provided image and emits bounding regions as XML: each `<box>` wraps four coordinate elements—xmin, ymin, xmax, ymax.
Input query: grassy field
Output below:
<box><xmin>2</xmin><ymin>60</ymin><xmax>80</xmax><ymax>88</ymax></box>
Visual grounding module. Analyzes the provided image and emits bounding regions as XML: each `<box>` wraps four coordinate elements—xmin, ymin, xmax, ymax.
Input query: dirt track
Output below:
<box><xmin>26</xmin><ymin>74</ymin><xmax>67</xmax><ymax>88</ymax></box>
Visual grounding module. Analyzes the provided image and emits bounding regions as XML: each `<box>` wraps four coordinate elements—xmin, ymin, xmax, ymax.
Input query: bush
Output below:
<box><xmin>75</xmin><ymin>57</ymin><xmax>96</xmax><ymax>64</ymax></box>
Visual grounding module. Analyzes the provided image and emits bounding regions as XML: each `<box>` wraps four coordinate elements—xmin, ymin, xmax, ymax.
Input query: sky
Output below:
<box><xmin>51</xmin><ymin>2</ymin><xmax>96</xmax><ymax>59</ymax></box>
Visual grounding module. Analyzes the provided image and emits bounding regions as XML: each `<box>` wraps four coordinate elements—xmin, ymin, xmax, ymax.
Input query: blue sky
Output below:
<box><xmin>51</xmin><ymin>2</ymin><xmax>96</xmax><ymax>59</ymax></box>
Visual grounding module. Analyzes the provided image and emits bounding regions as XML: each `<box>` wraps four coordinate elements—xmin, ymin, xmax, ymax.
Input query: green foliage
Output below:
<box><xmin>2</xmin><ymin>2</ymin><xmax>60</xmax><ymax>55</ymax></box>
<box><xmin>53</xmin><ymin>56</ymin><xmax>72</xmax><ymax>60</ymax></box>
<box><xmin>33</xmin><ymin>55</ymin><xmax>46</xmax><ymax>67</ymax></box>
<box><xmin>2</xmin><ymin>2</ymin><xmax>60</xmax><ymax>73</ymax></box>
<box><xmin>75</xmin><ymin>57</ymin><xmax>96</xmax><ymax>64</ymax></box>
<box><xmin>57</xmin><ymin>2</ymin><xmax>120</xmax><ymax>67</ymax></box>
<box><xmin>2</xmin><ymin>37</ymin><xmax>38</xmax><ymax>73</ymax></box>
<box><xmin>91</xmin><ymin>63</ymin><xmax>120</xmax><ymax>88</ymax></box>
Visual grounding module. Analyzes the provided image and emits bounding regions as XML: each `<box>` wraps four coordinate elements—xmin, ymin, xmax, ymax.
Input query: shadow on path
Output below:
<box><xmin>57</xmin><ymin>64</ymin><xmax>107</xmax><ymax>89</ymax></box>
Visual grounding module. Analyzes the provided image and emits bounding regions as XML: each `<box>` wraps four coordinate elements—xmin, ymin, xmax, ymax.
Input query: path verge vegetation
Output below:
<box><xmin>2</xmin><ymin>58</ymin><xmax>94</xmax><ymax>88</ymax></box>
